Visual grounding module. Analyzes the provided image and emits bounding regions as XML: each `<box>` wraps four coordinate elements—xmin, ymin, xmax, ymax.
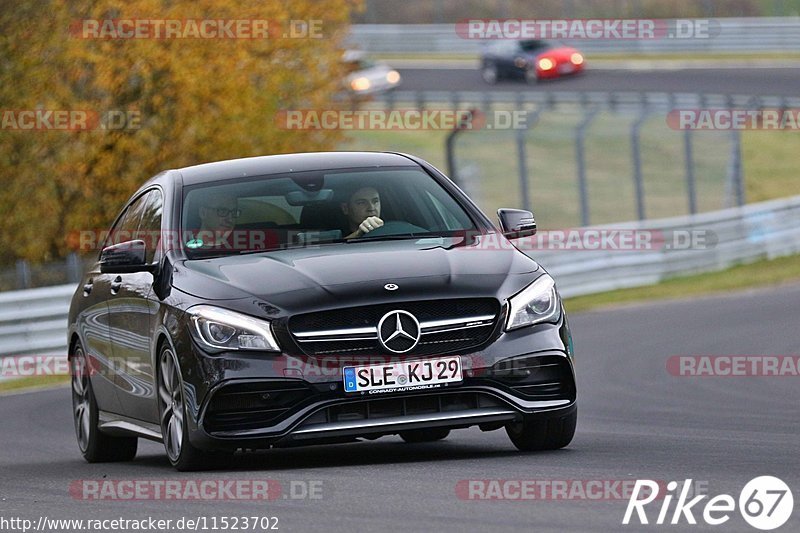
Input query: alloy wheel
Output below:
<box><xmin>70</xmin><ymin>346</ymin><xmax>90</xmax><ymax>452</ymax></box>
<box><xmin>158</xmin><ymin>348</ymin><xmax>184</xmax><ymax>462</ymax></box>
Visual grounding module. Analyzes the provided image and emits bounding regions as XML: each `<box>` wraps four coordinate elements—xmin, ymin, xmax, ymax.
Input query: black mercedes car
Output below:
<box><xmin>68</xmin><ymin>151</ymin><xmax>576</xmax><ymax>470</ymax></box>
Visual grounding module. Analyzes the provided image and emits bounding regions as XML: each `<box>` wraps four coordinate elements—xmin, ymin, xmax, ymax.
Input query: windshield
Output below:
<box><xmin>180</xmin><ymin>166</ymin><xmax>477</xmax><ymax>258</ymax></box>
<box><xmin>519</xmin><ymin>40</ymin><xmax>551</xmax><ymax>53</ymax></box>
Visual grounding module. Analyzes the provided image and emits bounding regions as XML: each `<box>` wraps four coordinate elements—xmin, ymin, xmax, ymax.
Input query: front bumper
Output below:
<box><xmin>174</xmin><ymin>315</ymin><xmax>576</xmax><ymax>451</ymax></box>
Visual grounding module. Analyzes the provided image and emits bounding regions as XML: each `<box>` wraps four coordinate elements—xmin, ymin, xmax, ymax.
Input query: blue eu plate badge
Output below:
<box><xmin>343</xmin><ymin>367</ymin><xmax>357</xmax><ymax>392</ymax></box>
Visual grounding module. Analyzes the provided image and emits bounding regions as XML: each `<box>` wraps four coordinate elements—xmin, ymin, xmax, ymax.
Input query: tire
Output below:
<box><xmin>158</xmin><ymin>345</ymin><xmax>231</xmax><ymax>471</ymax></box>
<box><xmin>399</xmin><ymin>428</ymin><xmax>450</xmax><ymax>443</ymax></box>
<box><xmin>506</xmin><ymin>409</ymin><xmax>576</xmax><ymax>452</ymax></box>
<box><xmin>524</xmin><ymin>68</ymin><xmax>538</xmax><ymax>84</ymax></box>
<box><xmin>481</xmin><ymin>63</ymin><xmax>499</xmax><ymax>84</ymax></box>
<box><xmin>70</xmin><ymin>342</ymin><xmax>138</xmax><ymax>462</ymax></box>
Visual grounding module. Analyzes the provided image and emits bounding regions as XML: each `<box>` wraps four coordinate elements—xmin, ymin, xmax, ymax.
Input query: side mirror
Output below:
<box><xmin>497</xmin><ymin>208</ymin><xmax>537</xmax><ymax>238</ymax></box>
<box><xmin>100</xmin><ymin>240</ymin><xmax>157</xmax><ymax>274</ymax></box>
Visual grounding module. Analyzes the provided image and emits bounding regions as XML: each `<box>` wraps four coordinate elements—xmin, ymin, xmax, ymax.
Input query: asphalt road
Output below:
<box><xmin>396</xmin><ymin>67</ymin><xmax>800</xmax><ymax>96</ymax></box>
<box><xmin>1</xmin><ymin>283</ymin><xmax>798</xmax><ymax>532</ymax></box>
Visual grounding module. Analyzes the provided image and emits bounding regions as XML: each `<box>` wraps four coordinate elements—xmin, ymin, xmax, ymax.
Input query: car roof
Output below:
<box><xmin>173</xmin><ymin>151</ymin><xmax>419</xmax><ymax>186</ymax></box>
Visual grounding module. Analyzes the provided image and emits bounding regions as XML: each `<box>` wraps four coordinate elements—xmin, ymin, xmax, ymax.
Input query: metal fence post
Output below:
<box><xmin>385</xmin><ymin>86</ymin><xmax>395</xmax><ymax>111</ymax></box>
<box><xmin>730</xmin><ymin>128</ymin><xmax>744</xmax><ymax>206</ymax></box>
<box><xmin>575</xmin><ymin>108</ymin><xmax>600</xmax><ymax>227</ymax></box>
<box><xmin>631</xmin><ymin>107</ymin><xmax>650</xmax><ymax>221</ymax></box>
<box><xmin>515</xmin><ymin>128</ymin><xmax>531</xmax><ymax>213</ymax></box>
<box><xmin>445</xmin><ymin>109</ymin><xmax>478</xmax><ymax>186</ymax></box>
<box><xmin>66</xmin><ymin>253</ymin><xmax>82</xmax><ymax>283</ymax></box>
<box><xmin>515</xmin><ymin>109</ymin><xmax>542</xmax><ymax>213</ymax></box>
<box><xmin>16</xmin><ymin>259</ymin><xmax>31</xmax><ymax>289</ymax></box>
<box><xmin>684</xmin><ymin>129</ymin><xmax>697</xmax><ymax>215</ymax></box>
<box><xmin>722</xmin><ymin>96</ymin><xmax>745</xmax><ymax>208</ymax></box>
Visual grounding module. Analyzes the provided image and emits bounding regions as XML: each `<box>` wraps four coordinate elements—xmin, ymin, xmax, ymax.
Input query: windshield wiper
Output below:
<box><xmin>345</xmin><ymin>233</ymin><xmax>425</xmax><ymax>243</ymax></box>
<box><xmin>238</xmin><ymin>241</ymin><xmax>342</xmax><ymax>255</ymax></box>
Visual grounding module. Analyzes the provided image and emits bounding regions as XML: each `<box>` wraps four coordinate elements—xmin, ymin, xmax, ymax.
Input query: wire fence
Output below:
<box><xmin>370</xmin><ymin>89</ymin><xmax>800</xmax><ymax>230</ymax></box>
<box><xmin>0</xmin><ymin>254</ymin><xmax>93</xmax><ymax>292</ymax></box>
<box><xmin>4</xmin><ymin>91</ymin><xmax>799</xmax><ymax>291</ymax></box>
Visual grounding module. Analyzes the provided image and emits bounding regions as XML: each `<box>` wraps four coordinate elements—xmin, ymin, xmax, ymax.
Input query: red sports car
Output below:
<box><xmin>480</xmin><ymin>39</ymin><xmax>585</xmax><ymax>84</ymax></box>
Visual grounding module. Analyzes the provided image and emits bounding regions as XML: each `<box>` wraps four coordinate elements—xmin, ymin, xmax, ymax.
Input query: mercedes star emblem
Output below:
<box><xmin>377</xmin><ymin>310</ymin><xmax>421</xmax><ymax>353</ymax></box>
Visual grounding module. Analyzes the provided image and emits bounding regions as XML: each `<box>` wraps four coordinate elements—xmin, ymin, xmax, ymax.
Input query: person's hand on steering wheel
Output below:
<box><xmin>355</xmin><ymin>216</ymin><xmax>384</xmax><ymax>237</ymax></box>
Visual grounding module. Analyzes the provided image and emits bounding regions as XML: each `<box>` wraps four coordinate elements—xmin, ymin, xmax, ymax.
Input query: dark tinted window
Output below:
<box><xmin>181</xmin><ymin>167</ymin><xmax>476</xmax><ymax>257</ymax></box>
<box><xmin>137</xmin><ymin>190</ymin><xmax>163</xmax><ymax>263</ymax></box>
<box><xmin>520</xmin><ymin>40</ymin><xmax>550</xmax><ymax>53</ymax></box>
<box><xmin>102</xmin><ymin>189</ymin><xmax>162</xmax><ymax>263</ymax></box>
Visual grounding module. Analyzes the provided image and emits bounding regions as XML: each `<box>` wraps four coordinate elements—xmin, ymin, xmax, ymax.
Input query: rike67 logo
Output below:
<box><xmin>623</xmin><ymin>476</ymin><xmax>794</xmax><ymax>530</ymax></box>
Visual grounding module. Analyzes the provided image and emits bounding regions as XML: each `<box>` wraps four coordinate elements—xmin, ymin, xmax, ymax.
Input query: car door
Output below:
<box><xmin>75</xmin><ymin>218</ymin><xmax>130</xmax><ymax>415</ymax></box>
<box><xmin>497</xmin><ymin>41</ymin><xmax>520</xmax><ymax>74</ymax></box>
<box><xmin>107</xmin><ymin>189</ymin><xmax>163</xmax><ymax>422</ymax></box>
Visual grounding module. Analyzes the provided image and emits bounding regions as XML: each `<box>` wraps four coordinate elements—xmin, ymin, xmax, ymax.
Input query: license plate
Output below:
<box><xmin>558</xmin><ymin>63</ymin><xmax>575</xmax><ymax>74</ymax></box>
<box><xmin>343</xmin><ymin>356</ymin><xmax>462</xmax><ymax>393</ymax></box>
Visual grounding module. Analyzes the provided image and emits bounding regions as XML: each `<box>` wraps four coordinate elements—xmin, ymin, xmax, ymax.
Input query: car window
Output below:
<box><xmin>102</xmin><ymin>192</ymin><xmax>149</xmax><ymax>251</ymax></box>
<box><xmin>425</xmin><ymin>191</ymin><xmax>464</xmax><ymax>230</ymax></box>
<box><xmin>491</xmin><ymin>41</ymin><xmax>517</xmax><ymax>55</ymax></box>
<box><xmin>101</xmin><ymin>189</ymin><xmax>162</xmax><ymax>261</ymax></box>
<box><xmin>137</xmin><ymin>189</ymin><xmax>163</xmax><ymax>263</ymax></box>
<box><xmin>181</xmin><ymin>167</ymin><xmax>477</xmax><ymax>256</ymax></box>
<box><xmin>520</xmin><ymin>40</ymin><xmax>550</xmax><ymax>53</ymax></box>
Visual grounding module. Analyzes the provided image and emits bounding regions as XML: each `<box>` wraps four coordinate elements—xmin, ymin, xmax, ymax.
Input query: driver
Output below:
<box><xmin>187</xmin><ymin>192</ymin><xmax>240</xmax><ymax>248</ymax></box>
<box><xmin>341</xmin><ymin>186</ymin><xmax>383</xmax><ymax>239</ymax></box>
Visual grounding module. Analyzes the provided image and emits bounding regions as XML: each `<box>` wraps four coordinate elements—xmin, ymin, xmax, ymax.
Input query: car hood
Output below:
<box><xmin>172</xmin><ymin>235</ymin><xmax>540</xmax><ymax>315</ymax></box>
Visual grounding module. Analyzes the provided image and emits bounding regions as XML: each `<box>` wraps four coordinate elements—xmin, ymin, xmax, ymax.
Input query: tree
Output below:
<box><xmin>0</xmin><ymin>0</ymin><xmax>360</xmax><ymax>263</ymax></box>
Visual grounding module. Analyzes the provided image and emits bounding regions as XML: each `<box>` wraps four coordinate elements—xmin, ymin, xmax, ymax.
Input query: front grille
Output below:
<box><xmin>204</xmin><ymin>381</ymin><xmax>315</xmax><ymax>434</ymax></box>
<box><xmin>289</xmin><ymin>298</ymin><xmax>500</xmax><ymax>357</ymax></box>
<box><xmin>299</xmin><ymin>392</ymin><xmax>506</xmax><ymax>427</ymax></box>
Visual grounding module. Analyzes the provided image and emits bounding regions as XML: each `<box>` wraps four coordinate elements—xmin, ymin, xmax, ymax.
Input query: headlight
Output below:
<box><xmin>505</xmin><ymin>274</ymin><xmax>561</xmax><ymax>331</ymax></box>
<box><xmin>538</xmin><ymin>58</ymin><xmax>554</xmax><ymax>71</ymax></box>
<box><xmin>188</xmin><ymin>305</ymin><xmax>280</xmax><ymax>352</ymax></box>
<box><xmin>350</xmin><ymin>77</ymin><xmax>371</xmax><ymax>92</ymax></box>
<box><xmin>385</xmin><ymin>70</ymin><xmax>401</xmax><ymax>84</ymax></box>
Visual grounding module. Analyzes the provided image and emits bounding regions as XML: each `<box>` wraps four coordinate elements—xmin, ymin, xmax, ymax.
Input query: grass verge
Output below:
<box><xmin>563</xmin><ymin>254</ymin><xmax>800</xmax><ymax>313</ymax></box>
<box><xmin>0</xmin><ymin>373</ymin><xmax>69</xmax><ymax>394</ymax></box>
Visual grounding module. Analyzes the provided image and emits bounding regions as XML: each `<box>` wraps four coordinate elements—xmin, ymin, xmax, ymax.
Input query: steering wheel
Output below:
<box><xmin>359</xmin><ymin>220</ymin><xmax>428</xmax><ymax>237</ymax></box>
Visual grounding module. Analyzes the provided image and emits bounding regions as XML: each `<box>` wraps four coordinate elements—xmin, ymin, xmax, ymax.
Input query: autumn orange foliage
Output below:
<box><xmin>0</xmin><ymin>0</ymin><xmax>361</xmax><ymax>263</ymax></box>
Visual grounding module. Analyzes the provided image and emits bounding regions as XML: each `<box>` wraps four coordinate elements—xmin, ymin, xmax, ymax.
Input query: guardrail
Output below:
<box><xmin>532</xmin><ymin>194</ymin><xmax>800</xmax><ymax>298</ymax></box>
<box><xmin>1</xmin><ymin>193</ymin><xmax>799</xmax><ymax>358</ymax></box>
<box><xmin>0</xmin><ymin>284</ymin><xmax>74</xmax><ymax>358</ymax></box>
<box><xmin>349</xmin><ymin>18</ymin><xmax>800</xmax><ymax>55</ymax></box>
